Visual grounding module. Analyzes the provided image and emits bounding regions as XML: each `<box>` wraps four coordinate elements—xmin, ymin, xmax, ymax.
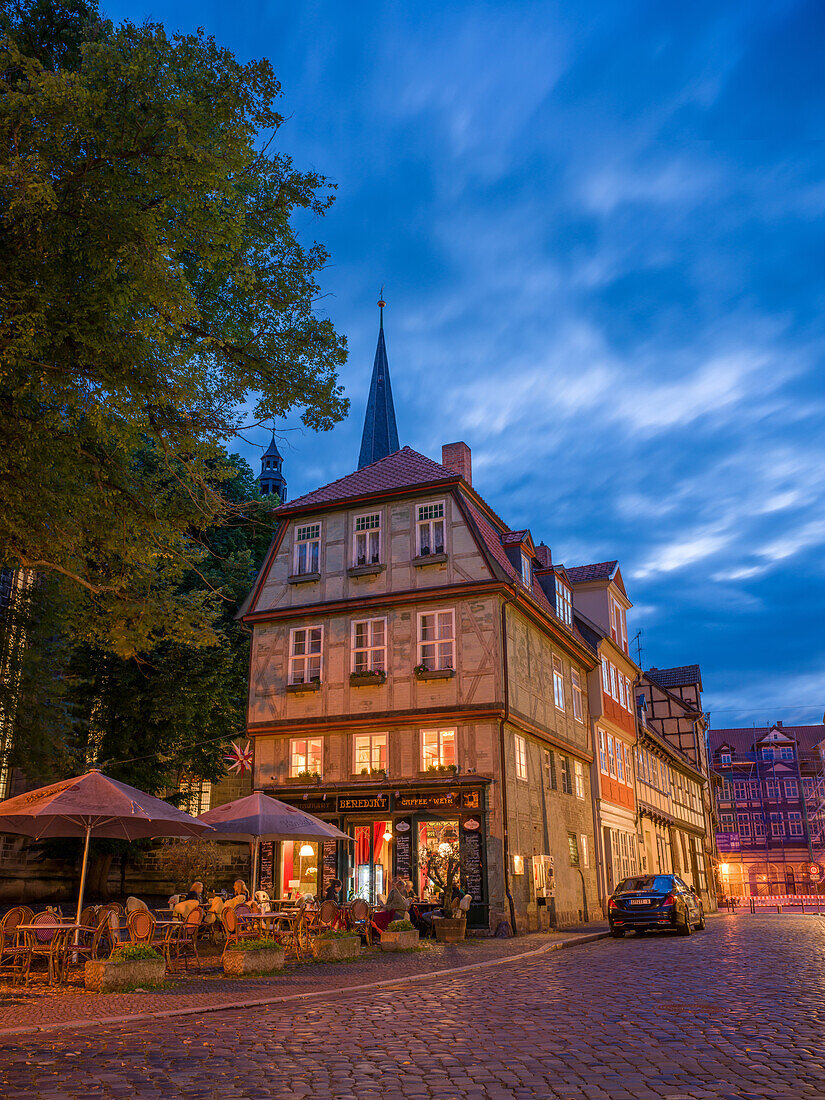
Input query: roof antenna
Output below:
<box><xmin>632</xmin><ymin>629</ymin><xmax>643</xmax><ymax>666</ymax></box>
<box><xmin>378</xmin><ymin>286</ymin><xmax>386</xmax><ymax>328</ymax></box>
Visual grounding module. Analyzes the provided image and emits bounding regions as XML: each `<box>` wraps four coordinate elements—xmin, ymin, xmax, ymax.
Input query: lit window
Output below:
<box><xmin>290</xmin><ymin>737</ymin><xmax>323</xmax><ymax>778</ymax></box>
<box><xmin>567</xmin><ymin>832</ymin><xmax>579</xmax><ymax>867</ymax></box>
<box><xmin>574</xmin><ymin>759</ymin><xmax>584</xmax><ymax>799</ymax></box>
<box><xmin>294</xmin><ymin>523</ymin><xmax>321</xmax><ymax>575</ymax></box>
<box><xmin>580</xmin><ymin>834</ymin><xmax>589</xmax><ymax>867</ymax></box>
<box><xmin>783</xmin><ymin>779</ymin><xmax>799</xmax><ymax>799</ymax></box>
<box><xmin>354</xmin><ymin>733</ymin><xmax>387</xmax><ymax>774</ymax></box>
<box><xmin>607</xmin><ymin>734</ymin><xmax>616</xmax><ymax>779</ymax></box>
<box><xmin>788</xmin><ymin>811</ymin><xmax>804</xmax><ymax>837</ymax></box>
<box><xmin>422</xmin><ymin>728</ymin><xmax>455</xmax><ymax>770</ymax></box>
<box><xmin>521</xmin><ymin>552</ymin><xmax>532</xmax><ymax>588</ymax></box>
<box><xmin>181</xmin><ymin>778</ymin><xmax>212</xmax><ymax>816</ymax></box>
<box><xmin>417</xmin><ymin>502</ymin><xmax>445</xmax><ymax>557</ymax></box>
<box><xmin>288</xmin><ymin>626</ymin><xmax>323</xmax><ymax>685</ymax></box>
<box><xmin>352</xmin><ymin>617</ymin><xmax>386</xmax><ymax>673</ymax></box>
<box><xmin>353</xmin><ymin>513</ymin><xmax>381</xmax><ymax>566</ymax></box>
<box><xmin>555</xmin><ymin>578</ymin><xmax>573</xmax><ymax>626</ymax></box>
<box><xmin>418</xmin><ymin>609</ymin><xmax>455</xmax><ymax>671</ymax></box>
<box><xmin>553</xmin><ymin>655</ymin><xmax>565</xmax><ymax>710</ymax></box>
<box><xmin>598</xmin><ymin>730</ymin><xmax>607</xmax><ymax>774</ymax></box>
<box><xmin>571</xmin><ymin>669</ymin><xmax>583</xmax><ymax>721</ymax></box>
<box><xmin>515</xmin><ymin>734</ymin><xmax>528</xmax><ymax>781</ymax></box>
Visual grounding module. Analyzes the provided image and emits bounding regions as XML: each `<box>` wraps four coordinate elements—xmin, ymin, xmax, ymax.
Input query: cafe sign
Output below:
<box><xmin>395</xmin><ymin>789</ymin><xmax>482</xmax><ymax>812</ymax></box>
<box><xmin>338</xmin><ymin>794</ymin><xmax>390</xmax><ymax>813</ymax></box>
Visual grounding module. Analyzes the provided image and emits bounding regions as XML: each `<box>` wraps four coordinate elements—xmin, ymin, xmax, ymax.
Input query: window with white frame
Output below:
<box><xmin>609</xmin><ymin>596</ymin><xmax>627</xmax><ymax>652</ymax></box>
<box><xmin>288</xmin><ymin>626</ymin><xmax>323</xmax><ymax>684</ymax></box>
<box><xmin>417</xmin><ymin>609</ymin><xmax>455</xmax><ymax>671</ymax></box>
<box><xmin>753</xmin><ymin>815</ymin><xmax>766</xmax><ymax>838</ymax></box>
<box><xmin>351</xmin><ymin>617</ymin><xmax>386</xmax><ymax>673</ymax></box>
<box><xmin>804</xmin><ymin>777</ymin><xmax>816</xmax><ymax>799</ymax></box>
<box><xmin>617</xmin><ymin>673</ymin><xmax>626</xmax><ymax>709</ymax></box>
<box><xmin>607</xmin><ymin>734</ymin><xmax>616</xmax><ymax>778</ymax></box>
<box><xmin>721</xmin><ymin>780</ymin><xmax>733</xmax><ymax>801</ymax></box>
<box><xmin>601</xmin><ymin>656</ymin><xmax>610</xmax><ymax>693</ymax></box>
<box><xmin>567</xmin><ymin>832</ymin><xmax>579</xmax><ymax>866</ymax></box>
<box><xmin>354</xmin><ymin>733</ymin><xmax>387</xmax><ymax>774</ymax></box>
<box><xmin>599</xmin><ymin>730</ymin><xmax>607</xmax><ymax>773</ymax></box>
<box><xmin>770</xmin><ymin>812</ymin><xmax>784</xmax><ymax>837</ymax></box>
<box><xmin>294</xmin><ymin>523</ymin><xmax>321</xmax><ymax>575</ymax></box>
<box><xmin>555</xmin><ymin>578</ymin><xmax>573</xmax><ymax>626</ymax></box>
<box><xmin>616</xmin><ymin>743</ymin><xmax>625</xmax><ymax>783</ymax></box>
<box><xmin>783</xmin><ymin>778</ymin><xmax>799</xmax><ymax>799</ymax></box>
<box><xmin>720</xmin><ymin>751</ymin><xmax>731</xmax><ymax>764</ymax></box>
<box><xmin>737</xmin><ymin>813</ymin><xmax>751</xmax><ymax>837</ymax></box>
<box><xmin>416</xmin><ymin>501</ymin><xmax>445</xmax><ymax>556</ymax></box>
<box><xmin>779</xmin><ymin>745</ymin><xmax>795</xmax><ymax>760</ymax></box>
<box><xmin>624</xmin><ymin>745</ymin><xmax>633</xmax><ymax>784</ymax></box>
<box><xmin>748</xmin><ymin>780</ymin><xmax>760</xmax><ymax>799</ymax></box>
<box><xmin>761</xmin><ymin>747</ymin><xmax>775</xmax><ymax>761</ymax></box>
<box><xmin>353</xmin><ymin>513</ymin><xmax>381</xmax><ymax>566</ymax></box>
<box><xmin>422</xmin><ymin>728</ymin><xmax>456</xmax><ymax>770</ymax></box>
<box><xmin>552</xmin><ymin>655</ymin><xmax>565</xmax><ymax>710</ymax></box>
<box><xmin>290</xmin><ymin>737</ymin><xmax>323</xmax><ymax>778</ymax></box>
<box><xmin>720</xmin><ymin>812</ymin><xmax>735</xmax><ymax>830</ymax></box>
<box><xmin>733</xmin><ymin>781</ymin><xmax>747</xmax><ymax>800</ymax></box>
<box><xmin>515</xmin><ymin>734</ymin><xmax>528</xmax><ymax>780</ymax></box>
<box><xmin>609</xmin><ymin>664</ymin><xmax>618</xmax><ymax>700</ymax></box>
<box><xmin>571</xmin><ymin>669</ymin><xmax>583</xmax><ymax>721</ymax></box>
<box><xmin>574</xmin><ymin>759</ymin><xmax>584</xmax><ymax>799</ymax></box>
<box><xmin>625</xmin><ymin>675</ymin><xmax>633</xmax><ymax>712</ymax></box>
<box><xmin>765</xmin><ymin>779</ymin><xmax>779</xmax><ymax>800</ymax></box>
<box><xmin>520</xmin><ymin>552</ymin><xmax>532</xmax><ymax>588</ymax></box>
<box><xmin>181</xmin><ymin>777</ymin><xmax>212</xmax><ymax>816</ymax></box>
<box><xmin>788</xmin><ymin>811</ymin><xmax>804</xmax><ymax>837</ymax></box>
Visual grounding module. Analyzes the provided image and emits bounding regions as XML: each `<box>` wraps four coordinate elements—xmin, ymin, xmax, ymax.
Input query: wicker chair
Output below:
<box><xmin>125</xmin><ymin>908</ymin><xmax>156</xmax><ymax>945</ymax></box>
<box><xmin>169</xmin><ymin>905</ymin><xmax>203</xmax><ymax>972</ymax></box>
<box><xmin>348</xmin><ymin>898</ymin><xmax>373</xmax><ymax>946</ymax></box>
<box><xmin>20</xmin><ymin>911</ymin><xmax>66</xmax><ymax>985</ymax></box>
<box><xmin>69</xmin><ymin>910</ymin><xmax>115</xmax><ymax>970</ymax></box>
<box><xmin>79</xmin><ymin>905</ymin><xmax>98</xmax><ymax>929</ymax></box>
<box><xmin>0</xmin><ymin>908</ymin><xmax>28</xmax><ymax>983</ymax></box>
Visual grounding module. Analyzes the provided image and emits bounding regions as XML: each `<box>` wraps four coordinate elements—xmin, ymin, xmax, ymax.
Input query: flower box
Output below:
<box><xmin>223</xmin><ymin>945</ymin><xmax>285</xmax><ymax>976</ymax></box>
<box><xmin>412</xmin><ymin>553</ymin><xmax>448</xmax><ymax>567</ymax></box>
<box><xmin>285</xmin><ymin>772</ymin><xmax>321</xmax><ymax>784</ymax></box>
<box><xmin>84</xmin><ymin>956</ymin><xmax>166</xmax><ymax>993</ymax></box>
<box><xmin>350</xmin><ymin>670</ymin><xmax>387</xmax><ymax>686</ymax></box>
<box><xmin>347</xmin><ymin>564</ymin><xmax>386</xmax><ymax>578</ymax></box>
<box><xmin>380</xmin><ymin>928</ymin><xmax>420</xmax><ymax>951</ymax></box>
<box><xmin>415</xmin><ymin>668</ymin><xmax>455</xmax><ymax>682</ymax></box>
<box><xmin>286</xmin><ymin>680</ymin><xmax>321</xmax><ymax>693</ymax></box>
<box><xmin>432</xmin><ymin>917</ymin><xmax>467</xmax><ymax>943</ymax></box>
<box><xmin>311</xmin><ymin>934</ymin><xmax>361</xmax><ymax>961</ymax></box>
<box><xmin>287</xmin><ymin>572</ymin><xmax>321</xmax><ymax>585</ymax></box>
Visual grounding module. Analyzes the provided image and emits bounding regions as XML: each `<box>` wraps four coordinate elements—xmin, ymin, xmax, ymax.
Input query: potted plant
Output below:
<box><xmin>350</xmin><ymin>668</ymin><xmax>387</xmax><ymax>686</ymax></box>
<box><xmin>223</xmin><ymin>937</ymin><xmax>285</xmax><ymax>976</ymax></box>
<box><xmin>426</xmin><ymin>763</ymin><xmax>458</xmax><ymax>775</ymax></box>
<box><xmin>414</xmin><ymin>663</ymin><xmax>455</xmax><ymax>681</ymax></box>
<box><xmin>419</xmin><ymin>833</ymin><xmax>468</xmax><ymax>943</ymax></box>
<box><xmin>380</xmin><ymin>919</ymin><xmax>419</xmax><ymax>951</ymax></box>
<box><xmin>85</xmin><ymin>943</ymin><xmax>166</xmax><ymax>992</ymax></box>
<box><xmin>359</xmin><ymin>767</ymin><xmax>387</xmax><ymax>779</ymax></box>
<box><xmin>311</xmin><ymin>929</ymin><xmax>361</xmax><ymax>961</ymax></box>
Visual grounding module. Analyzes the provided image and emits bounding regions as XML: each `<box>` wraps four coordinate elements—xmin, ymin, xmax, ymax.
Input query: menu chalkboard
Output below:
<box><xmin>260</xmin><ymin>842</ymin><xmax>275</xmax><ymax>892</ymax></box>
<box><xmin>322</xmin><ymin>840</ymin><xmax>338</xmax><ymax>893</ymax></box>
<box><xmin>394</xmin><ymin>818</ymin><xmax>413</xmax><ymax>881</ymax></box>
<box><xmin>462</xmin><ymin>828</ymin><xmax>484</xmax><ymax>901</ymax></box>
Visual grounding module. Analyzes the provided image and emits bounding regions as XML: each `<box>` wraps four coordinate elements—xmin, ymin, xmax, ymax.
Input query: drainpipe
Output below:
<box><xmin>499</xmin><ymin>593</ymin><xmax>519</xmax><ymax>936</ymax></box>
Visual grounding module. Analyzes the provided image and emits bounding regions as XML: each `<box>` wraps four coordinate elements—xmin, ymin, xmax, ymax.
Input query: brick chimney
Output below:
<box><xmin>441</xmin><ymin>442</ymin><xmax>472</xmax><ymax>486</ymax></box>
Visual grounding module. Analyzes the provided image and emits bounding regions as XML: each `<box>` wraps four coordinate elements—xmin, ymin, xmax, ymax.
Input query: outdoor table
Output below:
<box><xmin>237</xmin><ymin>909</ymin><xmax>305</xmax><ymax>955</ymax></box>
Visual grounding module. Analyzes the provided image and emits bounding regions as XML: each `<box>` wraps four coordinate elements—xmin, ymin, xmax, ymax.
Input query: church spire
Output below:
<box><xmin>358</xmin><ymin>292</ymin><xmax>400</xmax><ymax>469</ymax></box>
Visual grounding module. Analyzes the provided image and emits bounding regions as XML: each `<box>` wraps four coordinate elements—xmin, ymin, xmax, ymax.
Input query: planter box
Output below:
<box><xmin>347</xmin><ymin>564</ymin><xmax>385</xmax><ymax>578</ymax></box>
<box><xmin>311</xmin><ymin>935</ymin><xmax>361</xmax><ymax>961</ymax></box>
<box><xmin>84</xmin><ymin>956</ymin><xmax>165</xmax><ymax>993</ymax></box>
<box><xmin>223</xmin><ymin>945</ymin><xmax>285</xmax><ymax>976</ymax></box>
<box><xmin>288</xmin><ymin>572</ymin><xmax>321</xmax><ymax>585</ymax></box>
<box><xmin>412</xmin><ymin>553</ymin><xmax>448</xmax><ymax>567</ymax></box>
<box><xmin>432</xmin><ymin>917</ymin><xmax>467</xmax><ymax>943</ymax></box>
<box><xmin>284</xmin><ymin>774</ymin><xmax>321</xmax><ymax>785</ymax></box>
<box><xmin>415</xmin><ymin>668</ymin><xmax>455</xmax><ymax>682</ymax></box>
<box><xmin>285</xmin><ymin>681</ymin><xmax>321</xmax><ymax>694</ymax></box>
<box><xmin>350</xmin><ymin>671</ymin><xmax>387</xmax><ymax>687</ymax></box>
<box><xmin>380</xmin><ymin>929</ymin><xmax>420</xmax><ymax>951</ymax></box>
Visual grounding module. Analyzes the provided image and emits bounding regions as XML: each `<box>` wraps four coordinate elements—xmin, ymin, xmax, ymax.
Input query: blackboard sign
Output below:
<box><xmin>260</xmin><ymin>842</ymin><xmax>275</xmax><ymax>892</ymax></box>
<box><xmin>322</xmin><ymin>840</ymin><xmax>338</xmax><ymax>893</ymax></box>
<box><xmin>462</xmin><ymin>827</ymin><xmax>484</xmax><ymax>901</ymax></box>
<box><xmin>394</xmin><ymin>818</ymin><xmax>413</xmax><ymax>880</ymax></box>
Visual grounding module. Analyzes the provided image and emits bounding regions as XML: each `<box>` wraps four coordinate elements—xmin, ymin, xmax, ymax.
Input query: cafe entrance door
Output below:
<box><xmin>348</xmin><ymin>821</ymin><xmax>392</xmax><ymax>905</ymax></box>
<box><xmin>417</xmin><ymin>819</ymin><xmax>460</xmax><ymax>902</ymax></box>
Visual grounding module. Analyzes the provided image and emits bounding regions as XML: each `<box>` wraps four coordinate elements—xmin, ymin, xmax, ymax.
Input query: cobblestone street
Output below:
<box><xmin>2</xmin><ymin>915</ymin><xmax>824</xmax><ymax>1099</ymax></box>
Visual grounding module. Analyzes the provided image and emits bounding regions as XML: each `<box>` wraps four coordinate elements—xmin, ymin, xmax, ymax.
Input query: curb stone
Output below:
<box><xmin>0</xmin><ymin>931</ymin><xmax>608</xmax><ymax>1039</ymax></box>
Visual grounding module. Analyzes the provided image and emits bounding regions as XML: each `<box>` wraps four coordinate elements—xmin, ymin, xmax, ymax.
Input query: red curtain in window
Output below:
<box><xmin>355</xmin><ymin>826</ymin><xmax>370</xmax><ymax>865</ymax></box>
<box><xmin>374</xmin><ymin>821</ymin><xmax>385</xmax><ymax>863</ymax></box>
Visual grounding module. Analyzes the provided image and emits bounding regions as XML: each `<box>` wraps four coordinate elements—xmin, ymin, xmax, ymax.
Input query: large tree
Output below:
<box><xmin>0</xmin><ymin>1</ymin><xmax>347</xmax><ymax>655</ymax></box>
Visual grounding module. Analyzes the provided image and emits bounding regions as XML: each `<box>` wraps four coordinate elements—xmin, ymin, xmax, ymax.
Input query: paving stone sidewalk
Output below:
<box><xmin>0</xmin><ymin>924</ymin><xmax>608</xmax><ymax>1036</ymax></box>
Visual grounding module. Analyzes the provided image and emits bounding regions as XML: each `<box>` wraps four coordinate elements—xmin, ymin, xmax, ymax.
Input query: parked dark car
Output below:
<box><xmin>608</xmin><ymin>874</ymin><xmax>705</xmax><ymax>937</ymax></box>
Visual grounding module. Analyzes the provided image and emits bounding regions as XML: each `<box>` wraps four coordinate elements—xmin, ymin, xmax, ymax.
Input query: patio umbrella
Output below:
<box><xmin>198</xmin><ymin>791</ymin><xmax>349</xmax><ymax>895</ymax></box>
<box><xmin>0</xmin><ymin>769</ymin><xmax>213</xmax><ymax>919</ymax></box>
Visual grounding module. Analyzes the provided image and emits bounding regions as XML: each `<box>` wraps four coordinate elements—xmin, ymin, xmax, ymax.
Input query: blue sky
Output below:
<box><xmin>108</xmin><ymin>0</ymin><xmax>825</xmax><ymax>728</ymax></box>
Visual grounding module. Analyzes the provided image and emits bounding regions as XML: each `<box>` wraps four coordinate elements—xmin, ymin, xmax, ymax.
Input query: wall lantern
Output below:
<box><xmin>513</xmin><ymin>854</ymin><xmax>525</xmax><ymax>875</ymax></box>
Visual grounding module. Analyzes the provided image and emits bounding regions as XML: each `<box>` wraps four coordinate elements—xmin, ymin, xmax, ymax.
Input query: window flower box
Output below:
<box><xmin>359</xmin><ymin>768</ymin><xmax>387</xmax><ymax>780</ymax></box>
<box><xmin>286</xmin><ymin>680</ymin><xmax>321</xmax><ymax>693</ymax></box>
<box><xmin>350</xmin><ymin>670</ymin><xmax>386</xmax><ymax>686</ymax></box>
<box><xmin>347</xmin><ymin>564</ymin><xmax>386</xmax><ymax>578</ymax></box>
<box><xmin>311</xmin><ymin>932</ymin><xmax>361</xmax><ymax>961</ymax></box>
<box><xmin>412</xmin><ymin>553</ymin><xmax>448</xmax><ymax>567</ymax></box>
<box><xmin>425</xmin><ymin>763</ymin><xmax>458</xmax><ymax>776</ymax></box>
<box><xmin>286</xmin><ymin>771</ymin><xmax>321</xmax><ymax>784</ymax></box>
<box><xmin>287</xmin><ymin>572</ymin><xmax>321</xmax><ymax>585</ymax></box>
<box><xmin>223</xmin><ymin>942</ymin><xmax>285</xmax><ymax>976</ymax></box>
<box><xmin>415</xmin><ymin>667</ymin><xmax>455</xmax><ymax>682</ymax></box>
<box><xmin>84</xmin><ymin>951</ymin><xmax>165</xmax><ymax>992</ymax></box>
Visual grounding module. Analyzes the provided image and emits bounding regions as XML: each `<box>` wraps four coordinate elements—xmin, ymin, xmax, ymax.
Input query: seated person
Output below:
<box><xmin>183</xmin><ymin>880</ymin><xmax>206</xmax><ymax>904</ymax></box>
<box><xmin>383</xmin><ymin>877</ymin><xmax>412</xmax><ymax>920</ymax></box>
<box><xmin>222</xmin><ymin>880</ymin><xmax>251</xmax><ymax>911</ymax></box>
<box><xmin>324</xmin><ymin>878</ymin><xmax>343</xmax><ymax>903</ymax></box>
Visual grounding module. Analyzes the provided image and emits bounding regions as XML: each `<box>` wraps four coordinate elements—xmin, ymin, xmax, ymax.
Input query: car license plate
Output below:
<box><xmin>629</xmin><ymin>899</ymin><xmax>648</xmax><ymax>905</ymax></box>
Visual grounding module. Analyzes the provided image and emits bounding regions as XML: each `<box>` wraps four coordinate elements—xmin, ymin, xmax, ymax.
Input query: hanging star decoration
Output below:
<box><xmin>224</xmin><ymin>740</ymin><xmax>253</xmax><ymax>775</ymax></box>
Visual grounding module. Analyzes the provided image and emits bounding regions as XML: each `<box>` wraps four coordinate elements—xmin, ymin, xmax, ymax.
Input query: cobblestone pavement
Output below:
<box><xmin>2</xmin><ymin>914</ymin><xmax>824</xmax><ymax>1099</ymax></box>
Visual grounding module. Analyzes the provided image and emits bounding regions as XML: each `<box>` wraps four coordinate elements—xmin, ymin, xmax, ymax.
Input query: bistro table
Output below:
<box><xmin>237</xmin><ymin>908</ymin><xmax>307</xmax><ymax>955</ymax></box>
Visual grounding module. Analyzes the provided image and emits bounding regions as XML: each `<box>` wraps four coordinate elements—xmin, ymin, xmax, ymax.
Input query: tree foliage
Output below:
<box><xmin>0</xmin><ymin>0</ymin><xmax>347</xmax><ymax>653</ymax></box>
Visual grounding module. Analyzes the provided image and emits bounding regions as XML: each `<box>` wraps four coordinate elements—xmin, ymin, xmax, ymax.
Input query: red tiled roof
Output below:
<box><xmin>278</xmin><ymin>447</ymin><xmax>458</xmax><ymax>512</ymax></box>
<box><xmin>646</xmin><ymin>665</ymin><xmax>702</xmax><ymax>689</ymax></box>
<box><xmin>709</xmin><ymin>725</ymin><xmax>825</xmax><ymax>754</ymax></box>
<box><xmin>501</xmin><ymin>530</ymin><xmax>529</xmax><ymax>545</ymax></box>
<box><xmin>566</xmin><ymin>561</ymin><xmax>618</xmax><ymax>584</ymax></box>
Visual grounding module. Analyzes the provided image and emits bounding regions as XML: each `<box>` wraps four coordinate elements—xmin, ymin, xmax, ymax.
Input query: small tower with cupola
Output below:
<box><xmin>258</xmin><ymin>433</ymin><xmax>287</xmax><ymax>501</ymax></box>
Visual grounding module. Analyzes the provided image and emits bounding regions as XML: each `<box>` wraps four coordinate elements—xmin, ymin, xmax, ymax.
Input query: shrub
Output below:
<box><xmin>113</xmin><ymin>944</ymin><xmax>161</xmax><ymax>961</ymax></box>
<box><xmin>227</xmin><ymin>938</ymin><xmax>278</xmax><ymax>952</ymax></box>
<box><xmin>317</xmin><ymin>929</ymin><xmax>358</xmax><ymax>940</ymax></box>
<box><xmin>387</xmin><ymin>919</ymin><xmax>414</xmax><ymax>932</ymax></box>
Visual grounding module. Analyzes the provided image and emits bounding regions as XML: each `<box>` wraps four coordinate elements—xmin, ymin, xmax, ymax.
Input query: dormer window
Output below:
<box><xmin>417</xmin><ymin>502</ymin><xmax>445</xmax><ymax>556</ymax></box>
<box><xmin>521</xmin><ymin>552</ymin><xmax>532</xmax><ymax>587</ymax></box>
<box><xmin>353</xmin><ymin>513</ymin><xmax>381</xmax><ymax>566</ymax></box>
<box><xmin>720</xmin><ymin>751</ymin><xmax>731</xmax><ymax>764</ymax></box>
<box><xmin>609</xmin><ymin>595</ymin><xmax>628</xmax><ymax>653</ymax></box>
<box><xmin>555</xmin><ymin>578</ymin><xmax>573</xmax><ymax>627</ymax></box>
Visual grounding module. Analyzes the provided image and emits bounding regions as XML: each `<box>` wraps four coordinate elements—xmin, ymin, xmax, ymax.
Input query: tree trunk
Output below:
<box><xmin>86</xmin><ymin>852</ymin><xmax>113</xmax><ymax>899</ymax></box>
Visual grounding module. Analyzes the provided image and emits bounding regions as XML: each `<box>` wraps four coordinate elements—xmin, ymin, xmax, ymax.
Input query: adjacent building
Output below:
<box><xmin>710</xmin><ymin>722</ymin><xmax>825</xmax><ymax>898</ymax></box>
